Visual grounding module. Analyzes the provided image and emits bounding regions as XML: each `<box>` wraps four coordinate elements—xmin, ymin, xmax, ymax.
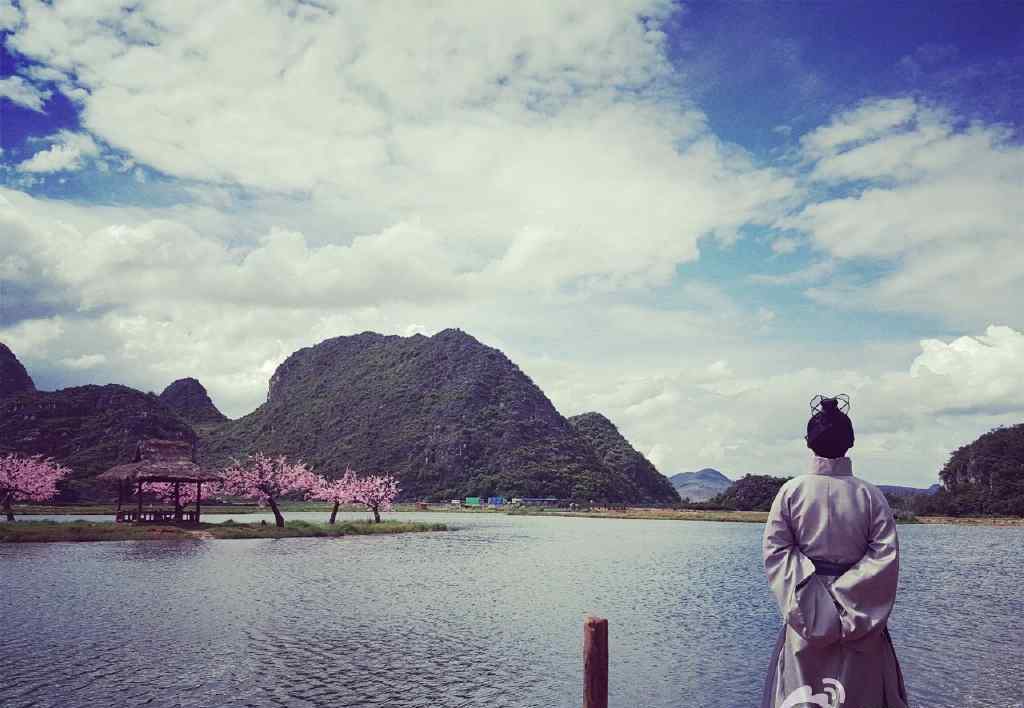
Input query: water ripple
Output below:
<box><xmin>1</xmin><ymin>513</ymin><xmax>1021</xmax><ymax>707</ymax></box>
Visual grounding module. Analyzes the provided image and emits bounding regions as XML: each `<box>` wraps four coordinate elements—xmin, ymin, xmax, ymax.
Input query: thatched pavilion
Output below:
<box><xmin>98</xmin><ymin>439</ymin><xmax>222</xmax><ymax>524</ymax></box>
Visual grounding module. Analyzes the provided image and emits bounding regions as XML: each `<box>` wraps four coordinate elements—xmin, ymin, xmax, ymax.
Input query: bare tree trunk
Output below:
<box><xmin>3</xmin><ymin>493</ymin><xmax>14</xmax><ymax>522</ymax></box>
<box><xmin>329</xmin><ymin>501</ymin><xmax>339</xmax><ymax>524</ymax></box>
<box><xmin>267</xmin><ymin>496</ymin><xmax>285</xmax><ymax>528</ymax></box>
<box><xmin>372</xmin><ymin>505</ymin><xmax>381</xmax><ymax>523</ymax></box>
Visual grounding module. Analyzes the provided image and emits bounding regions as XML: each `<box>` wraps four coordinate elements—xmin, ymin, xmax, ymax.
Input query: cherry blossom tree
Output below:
<box><xmin>0</xmin><ymin>453</ymin><xmax>70</xmax><ymax>521</ymax></box>
<box><xmin>221</xmin><ymin>452</ymin><xmax>315</xmax><ymax>527</ymax></box>
<box><xmin>309</xmin><ymin>468</ymin><xmax>357</xmax><ymax>524</ymax></box>
<box><xmin>349</xmin><ymin>473</ymin><xmax>400</xmax><ymax>523</ymax></box>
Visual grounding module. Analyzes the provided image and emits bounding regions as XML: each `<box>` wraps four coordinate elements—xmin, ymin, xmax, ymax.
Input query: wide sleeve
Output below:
<box><xmin>828</xmin><ymin>489</ymin><xmax>900</xmax><ymax>642</ymax></box>
<box><xmin>763</xmin><ymin>484</ymin><xmax>841</xmax><ymax>645</ymax></box>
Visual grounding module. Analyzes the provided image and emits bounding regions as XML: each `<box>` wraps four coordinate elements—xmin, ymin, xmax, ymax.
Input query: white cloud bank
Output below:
<box><xmin>4</xmin><ymin>0</ymin><xmax>793</xmax><ymax>292</ymax></box>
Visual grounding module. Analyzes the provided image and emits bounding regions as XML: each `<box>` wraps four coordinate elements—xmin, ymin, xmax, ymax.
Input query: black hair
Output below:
<box><xmin>806</xmin><ymin>394</ymin><xmax>855</xmax><ymax>459</ymax></box>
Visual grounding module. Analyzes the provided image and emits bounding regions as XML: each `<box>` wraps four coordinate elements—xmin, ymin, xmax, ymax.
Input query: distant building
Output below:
<box><xmin>464</xmin><ymin>496</ymin><xmax>481</xmax><ymax>507</ymax></box>
<box><xmin>513</xmin><ymin>497</ymin><xmax>561</xmax><ymax>507</ymax></box>
<box><xmin>487</xmin><ymin>496</ymin><xmax>505</xmax><ymax>507</ymax></box>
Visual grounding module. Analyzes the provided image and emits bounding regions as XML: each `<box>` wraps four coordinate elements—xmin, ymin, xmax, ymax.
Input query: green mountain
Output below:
<box><xmin>200</xmin><ymin>329</ymin><xmax>656</xmax><ymax>502</ymax></box>
<box><xmin>0</xmin><ymin>366</ymin><xmax>196</xmax><ymax>501</ymax></box>
<box><xmin>567</xmin><ymin>412</ymin><xmax>680</xmax><ymax>504</ymax></box>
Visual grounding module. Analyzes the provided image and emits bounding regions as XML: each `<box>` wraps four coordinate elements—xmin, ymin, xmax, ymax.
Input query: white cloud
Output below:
<box><xmin>60</xmin><ymin>353</ymin><xmax>107</xmax><ymax>370</ymax></box>
<box><xmin>800</xmin><ymin>97</ymin><xmax>917</xmax><ymax>158</ymax></box>
<box><xmin>784</xmin><ymin>98</ymin><xmax>1024</xmax><ymax>327</ymax></box>
<box><xmin>0</xmin><ymin>75</ymin><xmax>50</xmax><ymax>112</ymax></box>
<box><xmin>750</xmin><ymin>259</ymin><xmax>834</xmax><ymax>286</ymax></box>
<box><xmin>0</xmin><ymin>1</ymin><xmax>20</xmax><ymax>31</ymax></box>
<box><xmin>4</xmin><ymin>0</ymin><xmax>793</xmax><ymax>293</ymax></box>
<box><xmin>18</xmin><ymin>131</ymin><xmax>101</xmax><ymax>173</ymax></box>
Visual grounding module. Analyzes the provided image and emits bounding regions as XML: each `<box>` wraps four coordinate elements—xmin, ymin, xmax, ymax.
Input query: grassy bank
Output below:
<box><xmin>0</xmin><ymin>519</ymin><xmax>447</xmax><ymax>543</ymax></box>
<box><xmin>509</xmin><ymin>507</ymin><xmax>1024</xmax><ymax>526</ymax></box>
<box><xmin>509</xmin><ymin>508</ymin><xmax>770</xmax><ymax>523</ymax></box>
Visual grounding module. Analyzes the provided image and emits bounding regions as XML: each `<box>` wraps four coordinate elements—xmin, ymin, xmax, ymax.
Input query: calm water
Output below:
<box><xmin>2</xmin><ymin>512</ymin><xmax>1022</xmax><ymax>708</ymax></box>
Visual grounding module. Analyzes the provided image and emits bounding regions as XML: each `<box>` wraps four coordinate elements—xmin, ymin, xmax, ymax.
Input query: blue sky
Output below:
<box><xmin>1</xmin><ymin>1</ymin><xmax>1023</xmax><ymax>485</ymax></box>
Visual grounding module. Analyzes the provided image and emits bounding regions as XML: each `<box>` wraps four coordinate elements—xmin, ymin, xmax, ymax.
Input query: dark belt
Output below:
<box><xmin>810</xmin><ymin>558</ymin><xmax>855</xmax><ymax>576</ymax></box>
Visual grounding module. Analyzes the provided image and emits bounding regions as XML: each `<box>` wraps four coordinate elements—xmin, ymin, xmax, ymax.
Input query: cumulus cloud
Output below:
<box><xmin>4</xmin><ymin>0</ymin><xmax>793</xmax><ymax>293</ymax></box>
<box><xmin>17</xmin><ymin>131</ymin><xmax>101</xmax><ymax>173</ymax></box>
<box><xmin>0</xmin><ymin>75</ymin><xmax>50</xmax><ymax>112</ymax></box>
<box><xmin>784</xmin><ymin>98</ymin><xmax>1024</xmax><ymax>326</ymax></box>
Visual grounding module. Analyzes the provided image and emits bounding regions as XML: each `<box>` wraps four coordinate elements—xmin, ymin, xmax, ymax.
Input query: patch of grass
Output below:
<box><xmin>0</xmin><ymin>521</ymin><xmax>196</xmax><ymax>543</ymax></box>
<box><xmin>0</xmin><ymin>519</ymin><xmax>447</xmax><ymax>543</ymax></box>
<box><xmin>206</xmin><ymin>519</ymin><xmax>447</xmax><ymax>539</ymax></box>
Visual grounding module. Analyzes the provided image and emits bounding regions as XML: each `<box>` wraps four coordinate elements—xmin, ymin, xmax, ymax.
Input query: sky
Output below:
<box><xmin>1</xmin><ymin>0</ymin><xmax>1023</xmax><ymax>487</ymax></box>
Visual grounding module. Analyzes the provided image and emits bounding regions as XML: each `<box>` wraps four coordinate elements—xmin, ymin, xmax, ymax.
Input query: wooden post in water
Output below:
<box><xmin>583</xmin><ymin>615</ymin><xmax>608</xmax><ymax>708</ymax></box>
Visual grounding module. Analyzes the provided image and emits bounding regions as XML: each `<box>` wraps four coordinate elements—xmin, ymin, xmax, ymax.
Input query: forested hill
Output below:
<box><xmin>199</xmin><ymin>329</ymin><xmax>676</xmax><ymax>503</ymax></box>
<box><xmin>905</xmin><ymin>424</ymin><xmax>1024</xmax><ymax>516</ymax></box>
<box><xmin>567</xmin><ymin>412</ymin><xmax>680</xmax><ymax>504</ymax></box>
<box><xmin>0</xmin><ymin>381</ymin><xmax>196</xmax><ymax>500</ymax></box>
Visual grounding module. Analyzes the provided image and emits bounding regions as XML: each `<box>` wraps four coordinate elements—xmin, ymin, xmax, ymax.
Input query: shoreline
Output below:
<box><xmin>504</xmin><ymin>508</ymin><xmax>1024</xmax><ymax>527</ymax></box>
<box><xmin>0</xmin><ymin>519</ymin><xmax>448</xmax><ymax>543</ymax></box>
<box><xmin>9</xmin><ymin>505</ymin><xmax>1023</xmax><ymax>528</ymax></box>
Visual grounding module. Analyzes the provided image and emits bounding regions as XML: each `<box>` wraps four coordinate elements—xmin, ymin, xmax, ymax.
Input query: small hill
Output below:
<box><xmin>928</xmin><ymin>424</ymin><xmax>1024</xmax><ymax>516</ymax></box>
<box><xmin>200</xmin><ymin>329</ymin><xmax>637</xmax><ymax>502</ymax></box>
<box><xmin>710</xmin><ymin>474</ymin><xmax>791</xmax><ymax>511</ymax></box>
<box><xmin>567</xmin><ymin>412</ymin><xmax>680</xmax><ymax>504</ymax></box>
<box><xmin>0</xmin><ymin>342</ymin><xmax>36</xmax><ymax>396</ymax></box>
<box><xmin>0</xmin><ymin>383</ymin><xmax>196</xmax><ymax>500</ymax></box>
<box><xmin>670</xmin><ymin>468</ymin><xmax>732</xmax><ymax>502</ymax></box>
<box><xmin>159</xmin><ymin>377</ymin><xmax>227</xmax><ymax>424</ymax></box>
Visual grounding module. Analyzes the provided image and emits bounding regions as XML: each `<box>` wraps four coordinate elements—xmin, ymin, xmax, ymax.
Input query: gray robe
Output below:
<box><xmin>761</xmin><ymin>456</ymin><xmax>909</xmax><ymax>708</ymax></box>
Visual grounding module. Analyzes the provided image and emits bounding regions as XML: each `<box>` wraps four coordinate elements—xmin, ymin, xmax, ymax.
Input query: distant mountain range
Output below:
<box><xmin>669</xmin><ymin>468</ymin><xmax>732</xmax><ymax>502</ymax></box>
<box><xmin>1</xmin><ymin>330</ymin><xmax>678</xmax><ymax>504</ymax></box>
<box><xmin>878</xmin><ymin>484</ymin><xmax>941</xmax><ymax>497</ymax></box>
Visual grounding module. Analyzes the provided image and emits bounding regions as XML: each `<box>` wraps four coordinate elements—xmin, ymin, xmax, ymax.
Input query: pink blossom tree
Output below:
<box><xmin>349</xmin><ymin>473</ymin><xmax>400</xmax><ymax>523</ymax></box>
<box><xmin>309</xmin><ymin>468</ymin><xmax>357</xmax><ymax>524</ymax></box>
<box><xmin>221</xmin><ymin>453</ymin><xmax>315</xmax><ymax>527</ymax></box>
<box><xmin>0</xmin><ymin>453</ymin><xmax>70</xmax><ymax>521</ymax></box>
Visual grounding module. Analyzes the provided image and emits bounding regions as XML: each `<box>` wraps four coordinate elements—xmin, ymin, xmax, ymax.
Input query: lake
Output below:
<box><xmin>2</xmin><ymin>512</ymin><xmax>1022</xmax><ymax>707</ymax></box>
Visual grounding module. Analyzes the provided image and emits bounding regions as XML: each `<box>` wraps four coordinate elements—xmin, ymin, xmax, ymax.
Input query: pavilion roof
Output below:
<box><xmin>97</xmin><ymin>439</ymin><xmax>223</xmax><ymax>483</ymax></box>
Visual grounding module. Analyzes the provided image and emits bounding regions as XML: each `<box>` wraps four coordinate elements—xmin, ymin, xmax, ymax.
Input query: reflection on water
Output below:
<box><xmin>1</xmin><ymin>514</ymin><xmax>1022</xmax><ymax>707</ymax></box>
